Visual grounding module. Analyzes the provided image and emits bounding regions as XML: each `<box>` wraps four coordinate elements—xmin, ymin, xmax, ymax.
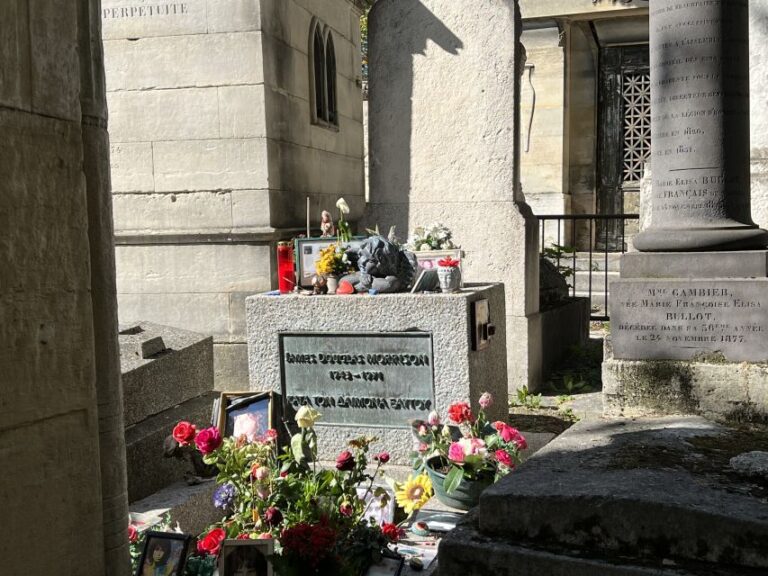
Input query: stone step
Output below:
<box><xmin>120</xmin><ymin>321</ymin><xmax>214</xmax><ymax>427</ymax></box>
<box><xmin>126</xmin><ymin>392</ymin><xmax>219</xmax><ymax>503</ymax></box>
<box><xmin>439</xmin><ymin>512</ymin><xmax>761</xmax><ymax>576</ymax></box>
<box><xmin>442</xmin><ymin>417</ymin><xmax>768</xmax><ymax>574</ymax></box>
<box><xmin>130</xmin><ymin>479</ymin><xmax>220</xmax><ymax>537</ymax></box>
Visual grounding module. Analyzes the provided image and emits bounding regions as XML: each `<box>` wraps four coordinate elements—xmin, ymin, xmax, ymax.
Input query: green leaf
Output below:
<box><xmin>291</xmin><ymin>433</ymin><xmax>306</xmax><ymax>464</ymax></box>
<box><xmin>443</xmin><ymin>465</ymin><xmax>463</xmax><ymax>494</ymax></box>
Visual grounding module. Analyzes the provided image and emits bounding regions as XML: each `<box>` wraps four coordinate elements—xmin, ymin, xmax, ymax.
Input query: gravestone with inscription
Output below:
<box><xmin>605</xmin><ymin>0</ymin><xmax>768</xmax><ymax>423</ymax></box>
<box><xmin>245</xmin><ymin>285</ymin><xmax>508</xmax><ymax>465</ymax></box>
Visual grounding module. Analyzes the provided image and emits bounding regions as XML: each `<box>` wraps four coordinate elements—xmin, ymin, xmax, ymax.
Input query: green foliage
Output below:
<box><xmin>542</xmin><ymin>243</ymin><xmax>577</xmax><ymax>285</ymax></box>
<box><xmin>546</xmin><ymin>341</ymin><xmax>603</xmax><ymax>395</ymax></box>
<box><xmin>509</xmin><ymin>385</ymin><xmax>543</xmax><ymax>410</ymax></box>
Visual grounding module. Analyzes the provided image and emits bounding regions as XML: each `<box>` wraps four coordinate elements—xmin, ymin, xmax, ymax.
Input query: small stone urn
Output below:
<box><xmin>326</xmin><ymin>275</ymin><xmax>339</xmax><ymax>295</ymax></box>
<box><xmin>437</xmin><ymin>256</ymin><xmax>462</xmax><ymax>293</ymax></box>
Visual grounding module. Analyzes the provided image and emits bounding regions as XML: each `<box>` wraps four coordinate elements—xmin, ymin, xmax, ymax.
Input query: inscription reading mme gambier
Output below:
<box><xmin>612</xmin><ymin>280</ymin><xmax>768</xmax><ymax>362</ymax></box>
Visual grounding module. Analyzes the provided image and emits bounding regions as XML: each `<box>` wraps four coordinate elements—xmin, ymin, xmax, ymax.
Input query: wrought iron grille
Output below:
<box><xmin>621</xmin><ymin>72</ymin><xmax>651</xmax><ymax>184</ymax></box>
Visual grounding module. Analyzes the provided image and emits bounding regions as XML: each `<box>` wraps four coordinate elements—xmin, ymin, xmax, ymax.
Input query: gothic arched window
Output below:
<box><xmin>310</xmin><ymin>20</ymin><xmax>338</xmax><ymax>128</ymax></box>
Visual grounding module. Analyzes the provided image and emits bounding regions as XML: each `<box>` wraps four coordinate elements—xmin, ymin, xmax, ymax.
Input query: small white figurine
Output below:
<box><xmin>320</xmin><ymin>210</ymin><xmax>335</xmax><ymax>238</ymax></box>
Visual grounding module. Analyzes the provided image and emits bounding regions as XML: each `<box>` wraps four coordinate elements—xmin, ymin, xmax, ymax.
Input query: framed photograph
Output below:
<box><xmin>215</xmin><ymin>391</ymin><xmax>273</xmax><ymax>441</ymax></box>
<box><xmin>356</xmin><ymin>484</ymin><xmax>395</xmax><ymax>526</ymax></box>
<box><xmin>365</xmin><ymin>554</ymin><xmax>404</xmax><ymax>576</ymax></box>
<box><xmin>135</xmin><ymin>531</ymin><xmax>191</xmax><ymax>576</ymax></box>
<box><xmin>294</xmin><ymin>236</ymin><xmax>366</xmax><ymax>288</ymax></box>
<box><xmin>413</xmin><ymin>249</ymin><xmax>463</xmax><ymax>277</ymax></box>
<box><xmin>410</xmin><ymin>269</ymin><xmax>440</xmax><ymax>293</ymax></box>
<box><xmin>219</xmin><ymin>538</ymin><xmax>274</xmax><ymax>576</ymax></box>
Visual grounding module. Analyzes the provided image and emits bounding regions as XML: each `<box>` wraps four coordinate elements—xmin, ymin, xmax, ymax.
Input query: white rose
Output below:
<box><xmin>295</xmin><ymin>405</ymin><xmax>322</xmax><ymax>429</ymax></box>
<box><xmin>336</xmin><ymin>197</ymin><xmax>350</xmax><ymax>214</ymax></box>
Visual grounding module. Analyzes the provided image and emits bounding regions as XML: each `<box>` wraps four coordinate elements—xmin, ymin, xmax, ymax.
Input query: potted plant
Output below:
<box><xmin>436</xmin><ymin>256</ymin><xmax>462</xmax><ymax>293</ymax></box>
<box><xmin>411</xmin><ymin>393</ymin><xmax>527</xmax><ymax>510</ymax></box>
<box><xmin>315</xmin><ymin>244</ymin><xmax>351</xmax><ymax>294</ymax></box>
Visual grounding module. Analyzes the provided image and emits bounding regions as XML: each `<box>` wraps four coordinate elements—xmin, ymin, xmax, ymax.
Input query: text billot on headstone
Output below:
<box><xmin>279</xmin><ymin>332</ymin><xmax>435</xmax><ymax>427</ymax></box>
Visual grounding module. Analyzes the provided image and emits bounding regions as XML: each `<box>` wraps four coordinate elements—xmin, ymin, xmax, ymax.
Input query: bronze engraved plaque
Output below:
<box><xmin>279</xmin><ymin>332</ymin><xmax>435</xmax><ymax>428</ymax></box>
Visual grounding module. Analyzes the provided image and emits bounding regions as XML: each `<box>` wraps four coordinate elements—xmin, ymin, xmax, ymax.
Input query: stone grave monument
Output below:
<box><xmin>246</xmin><ymin>285</ymin><xmax>508</xmax><ymax>466</ymax></box>
<box><xmin>604</xmin><ymin>0</ymin><xmax>768</xmax><ymax>423</ymax></box>
<box><xmin>438</xmin><ymin>2</ymin><xmax>768</xmax><ymax>575</ymax></box>
<box><xmin>120</xmin><ymin>322</ymin><xmax>220</xmax><ymax>533</ymax></box>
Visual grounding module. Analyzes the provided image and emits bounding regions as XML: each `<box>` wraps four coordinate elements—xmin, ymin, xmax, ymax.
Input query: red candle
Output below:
<box><xmin>277</xmin><ymin>242</ymin><xmax>295</xmax><ymax>294</ymax></box>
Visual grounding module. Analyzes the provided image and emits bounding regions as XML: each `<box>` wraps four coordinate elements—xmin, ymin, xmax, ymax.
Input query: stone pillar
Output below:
<box><xmin>365</xmin><ymin>0</ymin><xmax>542</xmax><ymax>391</ymax></box>
<box><xmin>80</xmin><ymin>0</ymin><xmax>131</xmax><ymax>573</ymax></box>
<box><xmin>634</xmin><ymin>0</ymin><xmax>768</xmax><ymax>251</ymax></box>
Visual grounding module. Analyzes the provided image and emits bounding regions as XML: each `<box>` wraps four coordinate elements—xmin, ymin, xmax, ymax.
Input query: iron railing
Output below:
<box><xmin>538</xmin><ymin>214</ymin><xmax>640</xmax><ymax>321</ymax></box>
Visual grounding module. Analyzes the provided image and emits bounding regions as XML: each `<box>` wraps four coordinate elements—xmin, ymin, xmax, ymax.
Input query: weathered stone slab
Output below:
<box><xmin>120</xmin><ymin>321</ymin><xmax>214</xmax><ymax>426</ymax></box>
<box><xmin>246</xmin><ymin>285</ymin><xmax>508</xmax><ymax>465</ymax></box>
<box><xmin>125</xmin><ymin>392</ymin><xmax>218</xmax><ymax>502</ymax></box>
<box><xmin>602</xmin><ymin>353</ymin><xmax>768</xmax><ymax>425</ymax></box>
<box><xmin>459</xmin><ymin>417</ymin><xmax>768</xmax><ymax>573</ymax></box>
<box><xmin>611</xmin><ymin>279</ymin><xmax>768</xmax><ymax>362</ymax></box>
<box><xmin>621</xmin><ymin>251</ymin><xmax>768</xmax><ymax>279</ymax></box>
<box><xmin>130</xmin><ymin>479</ymin><xmax>219</xmax><ymax>536</ymax></box>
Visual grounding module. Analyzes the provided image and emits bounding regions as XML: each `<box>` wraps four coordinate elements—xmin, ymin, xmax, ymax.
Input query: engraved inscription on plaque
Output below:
<box><xmin>612</xmin><ymin>279</ymin><xmax>768</xmax><ymax>362</ymax></box>
<box><xmin>650</xmin><ymin>0</ymin><xmax>750</xmax><ymax>225</ymax></box>
<box><xmin>279</xmin><ymin>332</ymin><xmax>435</xmax><ymax>428</ymax></box>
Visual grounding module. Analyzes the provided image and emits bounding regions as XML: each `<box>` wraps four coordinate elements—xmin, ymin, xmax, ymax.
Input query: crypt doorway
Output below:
<box><xmin>596</xmin><ymin>43</ymin><xmax>650</xmax><ymax>250</ymax></box>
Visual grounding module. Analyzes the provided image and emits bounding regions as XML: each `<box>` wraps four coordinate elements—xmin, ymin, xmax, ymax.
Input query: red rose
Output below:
<box><xmin>374</xmin><ymin>451</ymin><xmax>390</xmax><ymax>464</ymax></box>
<box><xmin>194</xmin><ymin>427</ymin><xmax>223</xmax><ymax>455</ymax></box>
<box><xmin>127</xmin><ymin>524</ymin><xmax>139</xmax><ymax>544</ymax></box>
<box><xmin>264</xmin><ymin>507</ymin><xmax>283</xmax><ymax>527</ymax></box>
<box><xmin>196</xmin><ymin>527</ymin><xmax>226</xmax><ymax>556</ymax></box>
<box><xmin>335</xmin><ymin>450</ymin><xmax>355</xmax><ymax>472</ymax></box>
<box><xmin>236</xmin><ymin>533</ymin><xmax>250</xmax><ymax>540</ymax></box>
<box><xmin>437</xmin><ymin>256</ymin><xmax>460</xmax><ymax>268</ymax></box>
<box><xmin>447</xmin><ymin>402</ymin><xmax>474</xmax><ymax>424</ymax></box>
<box><xmin>495</xmin><ymin>449</ymin><xmax>514</xmax><ymax>468</ymax></box>
<box><xmin>339</xmin><ymin>502</ymin><xmax>354</xmax><ymax>517</ymax></box>
<box><xmin>172</xmin><ymin>421</ymin><xmax>197</xmax><ymax>446</ymax></box>
<box><xmin>381</xmin><ymin>522</ymin><xmax>402</xmax><ymax>542</ymax></box>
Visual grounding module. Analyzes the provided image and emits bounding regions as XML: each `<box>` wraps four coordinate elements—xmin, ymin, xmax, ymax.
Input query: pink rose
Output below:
<box><xmin>427</xmin><ymin>411</ymin><xmax>441</xmax><ymax>426</ymax></box>
<box><xmin>263</xmin><ymin>429</ymin><xmax>278</xmax><ymax>442</ymax></box>
<box><xmin>374</xmin><ymin>452</ymin><xmax>390</xmax><ymax>464</ymax></box>
<box><xmin>448</xmin><ymin>442</ymin><xmax>465</xmax><ymax>463</ymax></box>
<box><xmin>497</xmin><ymin>424</ymin><xmax>527</xmax><ymax>450</ymax></box>
<box><xmin>335</xmin><ymin>450</ymin><xmax>355</xmax><ymax>472</ymax></box>
<box><xmin>495</xmin><ymin>449</ymin><xmax>513</xmax><ymax>468</ymax></box>
<box><xmin>258</xmin><ymin>532</ymin><xmax>273</xmax><ymax>539</ymax></box>
<box><xmin>127</xmin><ymin>524</ymin><xmax>138</xmax><ymax>544</ymax></box>
<box><xmin>195</xmin><ymin>427</ymin><xmax>223</xmax><ymax>455</ymax></box>
<box><xmin>418</xmin><ymin>442</ymin><xmax>429</xmax><ymax>453</ymax></box>
<box><xmin>479</xmin><ymin>392</ymin><xmax>493</xmax><ymax>409</ymax></box>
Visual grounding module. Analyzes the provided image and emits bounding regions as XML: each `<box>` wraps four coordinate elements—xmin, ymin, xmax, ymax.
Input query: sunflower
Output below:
<box><xmin>395</xmin><ymin>473</ymin><xmax>433</xmax><ymax>515</ymax></box>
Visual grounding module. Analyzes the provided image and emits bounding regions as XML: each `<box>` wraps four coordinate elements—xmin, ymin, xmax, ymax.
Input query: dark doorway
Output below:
<box><xmin>596</xmin><ymin>44</ymin><xmax>650</xmax><ymax>250</ymax></box>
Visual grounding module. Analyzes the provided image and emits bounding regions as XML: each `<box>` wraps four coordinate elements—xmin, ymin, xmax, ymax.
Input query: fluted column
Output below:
<box><xmin>634</xmin><ymin>0</ymin><xmax>768</xmax><ymax>251</ymax></box>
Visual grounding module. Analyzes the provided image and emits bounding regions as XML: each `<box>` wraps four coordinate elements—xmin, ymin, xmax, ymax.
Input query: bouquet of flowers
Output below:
<box><xmin>412</xmin><ymin>392</ymin><xmax>527</xmax><ymax>494</ymax></box>
<box><xmin>164</xmin><ymin>406</ymin><xmax>426</xmax><ymax>576</ymax></box>
<box><xmin>315</xmin><ymin>243</ymin><xmax>351</xmax><ymax>277</ymax></box>
<box><xmin>407</xmin><ymin>223</ymin><xmax>458</xmax><ymax>251</ymax></box>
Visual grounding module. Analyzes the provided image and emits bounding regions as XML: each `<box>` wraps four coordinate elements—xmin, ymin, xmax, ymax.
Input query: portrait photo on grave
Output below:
<box><xmin>364</xmin><ymin>553</ymin><xmax>404</xmax><ymax>576</ymax></box>
<box><xmin>136</xmin><ymin>531</ymin><xmax>191</xmax><ymax>576</ymax></box>
<box><xmin>214</xmin><ymin>391</ymin><xmax>273</xmax><ymax>442</ymax></box>
<box><xmin>219</xmin><ymin>539</ymin><xmax>274</xmax><ymax>576</ymax></box>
